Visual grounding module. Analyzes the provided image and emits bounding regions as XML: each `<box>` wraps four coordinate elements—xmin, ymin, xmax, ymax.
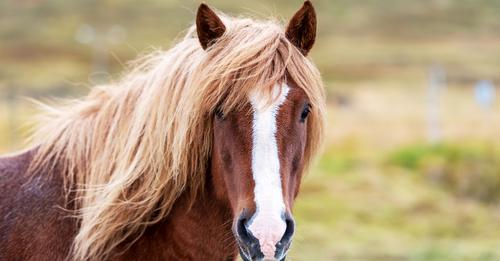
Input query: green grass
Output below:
<box><xmin>289</xmin><ymin>146</ymin><xmax>500</xmax><ymax>260</ymax></box>
<box><xmin>388</xmin><ymin>143</ymin><xmax>500</xmax><ymax>204</ymax></box>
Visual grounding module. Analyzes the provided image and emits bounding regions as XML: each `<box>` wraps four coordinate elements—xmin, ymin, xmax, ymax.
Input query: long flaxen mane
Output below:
<box><xmin>29</xmin><ymin>12</ymin><xmax>325</xmax><ymax>261</ymax></box>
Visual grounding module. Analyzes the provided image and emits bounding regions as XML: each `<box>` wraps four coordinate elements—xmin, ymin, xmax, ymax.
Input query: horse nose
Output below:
<box><xmin>235</xmin><ymin>211</ymin><xmax>295</xmax><ymax>261</ymax></box>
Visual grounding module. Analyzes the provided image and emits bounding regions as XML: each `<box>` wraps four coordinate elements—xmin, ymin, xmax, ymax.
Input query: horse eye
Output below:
<box><xmin>215</xmin><ymin>107</ymin><xmax>224</xmax><ymax>120</ymax></box>
<box><xmin>300</xmin><ymin>104</ymin><xmax>311</xmax><ymax>123</ymax></box>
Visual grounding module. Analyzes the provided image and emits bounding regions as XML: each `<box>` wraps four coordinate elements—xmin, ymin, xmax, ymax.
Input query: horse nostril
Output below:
<box><xmin>277</xmin><ymin>213</ymin><xmax>295</xmax><ymax>249</ymax></box>
<box><xmin>236</xmin><ymin>215</ymin><xmax>251</xmax><ymax>243</ymax></box>
<box><xmin>235</xmin><ymin>212</ymin><xmax>264</xmax><ymax>261</ymax></box>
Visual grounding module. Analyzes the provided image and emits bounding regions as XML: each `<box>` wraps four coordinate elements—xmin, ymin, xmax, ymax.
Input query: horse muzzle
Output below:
<box><xmin>234</xmin><ymin>211</ymin><xmax>295</xmax><ymax>261</ymax></box>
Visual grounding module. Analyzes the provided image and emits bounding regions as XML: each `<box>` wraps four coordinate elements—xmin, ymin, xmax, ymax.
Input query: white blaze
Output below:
<box><xmin>247</xmin><ymin>83</ymin><xmax>289</xmax><ymax>259</ymax></box>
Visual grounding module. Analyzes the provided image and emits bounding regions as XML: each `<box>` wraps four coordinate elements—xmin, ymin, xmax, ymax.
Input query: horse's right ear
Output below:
<box><xmin>196</xmin><ymin>3</ymin><xmax>226</xmax><ymax>50</ymax></box>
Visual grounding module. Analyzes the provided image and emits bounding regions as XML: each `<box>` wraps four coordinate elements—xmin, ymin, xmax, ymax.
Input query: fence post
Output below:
<box><xmin>427</xmin><ymin>65</ymin><xmax>446</xmax><ymax>144</ymax></box>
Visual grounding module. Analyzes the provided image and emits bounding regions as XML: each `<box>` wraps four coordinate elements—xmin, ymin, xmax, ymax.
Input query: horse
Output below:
<box><xmin>0</xmin><ymin>1</ymin><xmax>325</xmax><ymax>260</ymax></box>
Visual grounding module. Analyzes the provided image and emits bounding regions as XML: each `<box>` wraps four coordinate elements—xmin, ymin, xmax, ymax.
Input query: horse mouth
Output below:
<box><xmin>237</xmin><ymin>241</ymin><xmax>289</xmax><ymax>261</ymax></box>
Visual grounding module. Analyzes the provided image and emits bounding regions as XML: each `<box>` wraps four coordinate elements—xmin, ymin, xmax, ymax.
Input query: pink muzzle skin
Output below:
<box><xmin>247</xmin><ymin>215</ymin><xmax>287</xmax><ymax>259</ymax></box>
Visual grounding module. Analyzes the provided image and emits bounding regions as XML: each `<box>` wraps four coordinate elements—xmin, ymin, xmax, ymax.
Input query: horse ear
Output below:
<box><xmin>285</xmin><ymin>0</ymin><xmax>317</xmax><ymax>56</ymax></box>
<box><xmin>196</xmin><ymin>3</ymin><xmax>226</xmax><ymax>50</ymax></box>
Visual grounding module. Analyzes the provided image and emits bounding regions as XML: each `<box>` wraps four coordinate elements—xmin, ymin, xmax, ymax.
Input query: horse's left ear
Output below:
<box><xmin>286</xmin><ymin>0</ymin><xmax>317</xmax><ymax>56</ymax></box>
<box><xmin>196</xmin><ymin>3</ymin><xmax>226</xmax><ymax>50</ymax></box>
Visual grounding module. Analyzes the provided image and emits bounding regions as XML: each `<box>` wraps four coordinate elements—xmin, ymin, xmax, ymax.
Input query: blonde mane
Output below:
<box><xmin>29</xmin><ymin>13</ymin><xmax>325</xmax><ymax>261</ymax></box>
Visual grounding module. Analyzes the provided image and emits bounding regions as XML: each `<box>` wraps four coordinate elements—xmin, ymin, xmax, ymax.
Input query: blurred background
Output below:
<box><xmin>1</xmin><ymin>0</ymin><xmax>500</xmax><ymax>260</ymax></box>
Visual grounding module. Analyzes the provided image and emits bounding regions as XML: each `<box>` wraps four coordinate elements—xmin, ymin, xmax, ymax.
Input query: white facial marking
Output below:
<box><xmin>247</xmin><ymin>83</ymin><xmax>290</xmax><ymax>259</ymax></box>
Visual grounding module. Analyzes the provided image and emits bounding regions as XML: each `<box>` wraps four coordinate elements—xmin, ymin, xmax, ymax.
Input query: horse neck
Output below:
<box><xmin>119</xmin><ymin>170</ymin><xmax>237</xmax><ymax>260</ymax></box>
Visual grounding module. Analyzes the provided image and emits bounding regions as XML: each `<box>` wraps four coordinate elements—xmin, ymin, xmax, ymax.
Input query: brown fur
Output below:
<box><xmin>0</xmin><ymin>150</ymin><xmax>237</xmax><ymax>260</ymax></box>
<box><xmin>0</xmin><ymin>150</ymin><xmax>76</xmax><ymax>261</ymax></box>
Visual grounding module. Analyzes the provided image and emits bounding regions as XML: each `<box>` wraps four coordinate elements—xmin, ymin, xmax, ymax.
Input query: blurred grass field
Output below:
<box><xmin>1</xmin><ymin>0</ymin><xmax>500</xmax><ymax>260</ymax></box>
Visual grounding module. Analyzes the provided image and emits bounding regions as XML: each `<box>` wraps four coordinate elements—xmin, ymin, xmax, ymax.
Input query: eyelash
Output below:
<box><xmin>300</xmin><ymin>104</ymin><xmax>311</xmax><ymax>122</ymax></box>
<box><xmin>215</xmin><ymin>107</ymin><xmax>224</xmax><ymax>120</ymax></box>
